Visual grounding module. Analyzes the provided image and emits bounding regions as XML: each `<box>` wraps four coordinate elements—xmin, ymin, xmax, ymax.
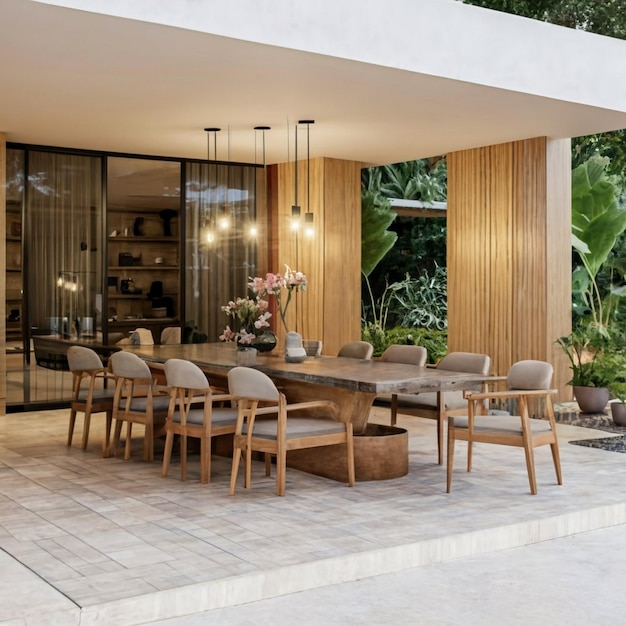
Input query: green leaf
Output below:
<box><xmin>361</xmin><ymin>190</ymin><xmax>397</xmax><ymax>277</ymax></box>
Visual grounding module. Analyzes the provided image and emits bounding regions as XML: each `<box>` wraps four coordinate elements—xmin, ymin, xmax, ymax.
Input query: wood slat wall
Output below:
<box><xmin>447</xmin><ymin>138</ymin><xmax>572</xmax><ymax>397</ymax></box>
<box><xmin>269</xmin><ymin>157</ymin><xmax>362</xmax><ymax>355</ymax></box>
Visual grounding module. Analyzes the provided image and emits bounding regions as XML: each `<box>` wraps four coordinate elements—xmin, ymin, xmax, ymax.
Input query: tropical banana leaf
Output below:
<box><xmin>572</xmin><ymin>156</ymin><xmax>626</xmax><ymax>279</ymax></box>
<box><xmin>361</xmin><ymin>190</ymin><xmax>397</xmax><ymax>277</ymax></box>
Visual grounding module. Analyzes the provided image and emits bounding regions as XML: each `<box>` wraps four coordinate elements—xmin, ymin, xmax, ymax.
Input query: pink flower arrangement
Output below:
<box><xmin>249</xmin><ymin>266</ymin><xmax>308</xmax><ymax>333</ymax></box>
<box><xmin>220</xmin><ymin>296</ymin><xmax>271</xmax><ymax>345</ymax></box>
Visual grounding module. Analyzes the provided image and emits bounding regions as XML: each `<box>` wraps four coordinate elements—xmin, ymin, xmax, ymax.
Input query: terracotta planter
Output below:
<box><xmin>610</xmin><ymin>401</ymin><xmax>626</xmax><ymax>427</ymax></box>
<box><xmin>573</xmin><ymin>385</ymin><xmax>610</xmax><ymax>414</ymax></box>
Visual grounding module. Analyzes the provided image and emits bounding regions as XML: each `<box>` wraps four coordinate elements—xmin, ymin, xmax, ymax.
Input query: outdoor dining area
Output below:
<box><xmin>1</xmin><ymin>370</ymin><xmax>625</xmax><ymax>625</ymax></box>
<box><xmin>61</xmin><ymin>337</ymin><xmax>565</xmax><ymax>496</ymax></box>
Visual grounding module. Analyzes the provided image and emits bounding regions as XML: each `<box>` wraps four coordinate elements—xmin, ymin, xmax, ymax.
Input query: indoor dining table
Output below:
<box><xmin>124</xmin><ymin>342</ymin><xmax>495</xmax><ymax>482</ymax></box>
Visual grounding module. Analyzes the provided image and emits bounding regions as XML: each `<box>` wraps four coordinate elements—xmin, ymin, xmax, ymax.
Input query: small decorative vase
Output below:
<box><xmin>252</xmin><ymin>330</ymin><xmax>277</xmax><ymax>353</ymax></box>
<box><xmin>236</xmin><ymin>346</ymin><xmax>257</xmax><ymax>366</ymax></box>
<box><xmin>284</xmin><ymin>331</ymin><xmax>307</xmax><ymax>363</ymax></box>
<box><xmin>573</xmin><ymin>385</ymin><xmax>610</xmax><ymax>414</ymax></box>
<box><xmin>610</xmin><ymin>401</ymin><xmax>626</xmax><ymax>427</ymax></box>
<box><xmin>303</xmin><ymin>340</ymin><xmax>322</xmax><ymax>357</ymax></box>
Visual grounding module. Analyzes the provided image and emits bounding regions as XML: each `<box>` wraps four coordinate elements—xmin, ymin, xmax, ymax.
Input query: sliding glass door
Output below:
<box><xmin>26</xmin><ymin>151</ymin><xmax>103</xmax><ymax>343</ymax></box>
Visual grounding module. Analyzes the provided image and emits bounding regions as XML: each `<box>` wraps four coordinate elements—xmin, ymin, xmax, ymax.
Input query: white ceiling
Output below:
<box><xmin>3</xmin><ymin>0</ymin><xmax>626</xmax><ymax>166</ymax></box>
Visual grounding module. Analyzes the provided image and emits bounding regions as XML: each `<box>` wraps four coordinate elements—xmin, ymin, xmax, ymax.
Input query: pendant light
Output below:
<box><xmin>203</xmin><ymin>127</ymin><xmax>220</xmax><ymax>244</ymax></box>
<box><xmin>300</xmin><ymin>120</ymin><xmax>315</xmax><ymax>238</ymax></box>
<box><xmin>252</xmin><ymin>125</ymin><xmax>271</xmax><ymax>239</ymax></box>
<box><xmin>218</xmin><ymin>125</ymin><xmax>231</xmax><ymax>231</ymax></box>
<box><xmin>291</xmin><ymin>120</ymin><xmax>301</xmax><ymax>231</ymax></box>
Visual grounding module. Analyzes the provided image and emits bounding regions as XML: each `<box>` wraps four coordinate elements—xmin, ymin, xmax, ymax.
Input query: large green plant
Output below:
<box><xmin>387</xmin><ymin>266</ymin><xmax>448</xmax><ymax>331</ymax></box>
<box><xmin>571</xmin><ymin>156</ymin><xmax>626</xmax><ymax>332</ymax></box>
<box><xmin>361</xmin><ymin>189</ymin><xmax>397</xmax><ymax>325</ymax></box>
<box><xmin>556</xmin><ymin>325</ymin><xmax>626</xmax><ymax>389</ymax></box>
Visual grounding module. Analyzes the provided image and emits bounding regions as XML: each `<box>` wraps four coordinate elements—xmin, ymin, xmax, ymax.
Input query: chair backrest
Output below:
<box><xmin>337</xmin><ymin>341</ymin><xmax>374</xmax><ymax>360</ymax></box>
<box><xmin>67</xmin><ymin>346</ymin><xmax>104</xmax><ymax>372</ymax></box>
<box><xmin>380</xmin><ymin>344</ymin><xmax>427</xmax><ymax>367</ymax></box>
<box><xmin>164</xmin><ymin>358</ymin><xmax>209</xmax><ymax>390</ymax></box>
<box><xmin>228</xmin><ymin>366</ymin><xmax>280</xmax><ymax>402</ymax></box>
<box><xmin>130</xmin><ymin>328</ymin><xmax>154</xmax><ymax>346</ymax></box>
<box><xmin>436</xmin><ymin>352</ymin><xmax>491</xmax><ymax>375</ymax></box>
<box><xmin>110</xmin><ymin>351</ymin><xmax>152</xmax><ymax>380</ymax></box>
<box><xmin>507</xmin><ymin>360</ymin><xmax>553</xmax><ymax>390</ymax></box>
<box><xmin>161</xmin><ymin>327</ymin><xmax>181</xmax><ymax>345</ymax></box>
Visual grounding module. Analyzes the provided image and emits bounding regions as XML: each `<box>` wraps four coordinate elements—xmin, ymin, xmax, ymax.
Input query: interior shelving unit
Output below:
<box><xmin>104</xmin><ymin>157</ymin><xmax>182</xmax><ymax>344</ymax></box>
<box><xmin>5</xmin><ymin>199</ymin><xmax>23</xmax><ymax>348</ymax></box>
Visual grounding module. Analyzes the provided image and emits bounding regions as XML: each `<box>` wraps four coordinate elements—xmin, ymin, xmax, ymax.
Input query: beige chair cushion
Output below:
<box><xmin>245</xmin><ymin>417</ymin><xmax>345</xmax><ymax>439</ymax></box>
<box><xmin>449</xmin><ymin>414</ymin><xmax>553</xmax><ymax>434</ymax></box>
<box><xmin>119</xmin><ymin>394</ymin><xmax>171</xmax><ymax>412</ymax></box>
<box><xmin>391</xmin><ymin>390</ymin><xmax>467</xmax><ymax>411</ymax></box>
<box><xmin>171</xmin><ymin>407</ymin><xmax>238</xmax><ymax>426</ymax></box>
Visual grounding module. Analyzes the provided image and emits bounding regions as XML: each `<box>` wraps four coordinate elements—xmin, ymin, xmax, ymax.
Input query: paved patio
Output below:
<box><xmin>1</xmin><ymin>406</ymin><xmax>625</xmax><ymax>625</ymax></box>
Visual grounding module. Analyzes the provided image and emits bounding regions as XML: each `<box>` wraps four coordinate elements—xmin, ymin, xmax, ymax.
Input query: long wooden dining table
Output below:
<box><xmin>124</xmin><ymin>342</ymin><xmax>494</xmax><ymax>482</ymax></box>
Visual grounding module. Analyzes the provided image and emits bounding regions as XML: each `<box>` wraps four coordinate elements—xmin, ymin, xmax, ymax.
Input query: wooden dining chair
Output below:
<box><xmin>109</xmin><ymin>351</ymin><xmax>170</xmax><ymax>461</ymax></box>
<box><xmin>337</xmin><ymin>341</ymin><xmax>373</xmax><ymax>360</ymax></box>
<box><xmin>447</xmin><ymin>359</ymin><xmax>562</xmax><ymax>495</ymax></box>
<box><xmin>67</xmin><ymin>346</ymin><xmax>116</xmax><ymax>454</ymax></box>
<box><xmin>385</xmin><ymin>352</ymin><xmax>491</xmax><ymax>464</ymax></box>
<box><xmin>162</xmin><ymin>358</ymin><xmax>238</xmax><ymax>483</ymax></box>
<box><xmin>227</xmin><ymin>366</ymin><xmax>355</xmax><ymax>496</ymax></box>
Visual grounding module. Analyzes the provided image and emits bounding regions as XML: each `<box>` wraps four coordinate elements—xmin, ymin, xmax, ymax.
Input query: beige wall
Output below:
<box><xmin>447</xmin><ymin>137</ymin><xmax>572</xmax><ymax>397</ymax></box>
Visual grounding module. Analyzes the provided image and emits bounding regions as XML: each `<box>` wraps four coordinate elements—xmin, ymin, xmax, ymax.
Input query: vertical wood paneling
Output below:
<box><xmin>448</xmin><ymin>138</ymin><xmax>571</xmax><ymax>399</ymax></box>
<box><xmin>321</xmin><ymin>158</ymin><xmax>362</xmax><ymax>355</ymax></box>
<box><xmin>269</xmin><ymin>157</ymin><xmax>361</xmax><ymax>355</ymax></box>
<box><xmin>0</xmin><ymin>132</ymin><xmax>6</xmax><ymax>412</ymax></box>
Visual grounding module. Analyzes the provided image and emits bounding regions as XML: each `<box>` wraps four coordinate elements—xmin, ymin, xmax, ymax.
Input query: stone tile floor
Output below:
<box><xmin>1</xmin><ymin>406</ymin><xmax>625</xmax><ymax>625</ymax></box>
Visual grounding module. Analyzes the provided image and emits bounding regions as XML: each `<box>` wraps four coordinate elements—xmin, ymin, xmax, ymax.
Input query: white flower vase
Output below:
<box><xmin>285</xmin><ymin>331</ymin><xmax>307</xmax><ymax>363</ymax></box>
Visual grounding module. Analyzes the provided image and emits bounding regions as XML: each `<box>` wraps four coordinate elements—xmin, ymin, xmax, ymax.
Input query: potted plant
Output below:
<box><xmin>556</xmin><ymin>326</ymin><xmax>613</xmax><ymax>413</ymax></box>
<box><xmin>609</xmin><ymin>381</ymin><xmax>626</xmax><ymax>426</ymax></box>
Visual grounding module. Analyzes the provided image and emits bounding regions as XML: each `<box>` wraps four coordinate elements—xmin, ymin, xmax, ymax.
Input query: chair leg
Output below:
<box><xmin>103</xmin><ymin>411</ymin><xmax>113</xmax><ymax>457</ymax></box>
<box><xmin>201</xmin><ymin>437</ymin><xmax>211</xmax><ymax>484</ymax></box>
<box><xmin>265</xmin><ymin>453</ymin><xmax>271</xmax><ymax>477</ymax></box>
<box><xmin>436</xmin><ymin>416</ymin><xmax>444</xmax><ymax>465</ymax></box>
<box><xmin>245</xmin><ymin>446</ymin><xmax>252</xmax><ymax>489</ymax></box>
<box><xmin>467</xmin><ymin>440</ymin><xmax>473</xmax><ymax>472</ymax></box>
<box><xmin>67</xmin><ymin>408</ymin><xmax>77</xmax><ymax>447</ymax></box>
<box><xmin>111</xmin><ymin>419</ymin><xmax>124</xmax><ymax>456</ymax></box>
<box><xmin>81</xmin><ymin>408</ymin><xmax>92</xmax><ymax>450</ymax></box>
<box><xmin>180</xmin><ymin>433</ymin><xmax>187</xmax><ymax>480</ymax></box>
<box><xmin>162</xmin><ymin>430</ymin><xmax>174</xmax><ymax>477</ymax></box>
<box><xmin>276</xmin><ymin>448</ymin><xmax>287</xmax><ymax>496</ymax></box>
<box><xmin>229</xmin><ymin>446</ymin><xmax>242</xmax><ymax>495</ymax></box>
<box><xmin>550</xmin><ymin>442</ymin><xmax>563</xmax><ymax>485</ymax></box>
<box><xmin>446</xmin><ymin>428</ymin><xmax>455</xmax><ymax>493</ymax></box>
<box><xmin>390</xmin><ymin>394</ymin><xmax>398</xmax><ymax>427</ymax></box>
<box><xmin>346</xmin><ymin>427</ymin><xmax>355</xmax><ymax>487</ymax></box>
<box><xmin>124</xmin><ymin>422</ymin><xmax>133</xmax><ymax>460</ymax></box>
<box><xmin>144</xmin><ymin>422</ymin><xmax>154</xmax><ymax>463</ymax></box>
<box><xmin>523</xmin><ymin>441</ymin><xmax>538</xmax><ymax>495</ymax></box>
